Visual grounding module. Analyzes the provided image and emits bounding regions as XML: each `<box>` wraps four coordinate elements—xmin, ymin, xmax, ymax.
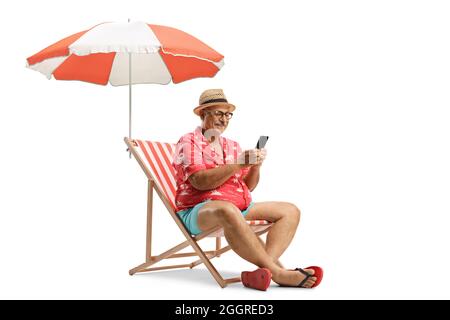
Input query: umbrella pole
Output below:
<box><xmin>128</xmin><ymin>51</ymin><xmax>132</xmax><ymax>158</ymax></box>
<box><xmin>127</xmin><ymin>17</ymin><xmax>132</xmax><ymax>158</ymax></box>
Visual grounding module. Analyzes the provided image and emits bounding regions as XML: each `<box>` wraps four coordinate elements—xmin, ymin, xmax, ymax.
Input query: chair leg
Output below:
<box><xmin>146</xmin><ymin>180</ymin><xmax>154</xmax><ymax>262</ymax></box>
<box><xmin>215</xmin><ymin>237</ymin><xmax>221</xmax><ymax>257</ymax></box>
<box><xmin>187</xmin><ymin>239</ymin><xmax>227</xmax><ymax>288</ymax></box>
<box><xmin>139</xmin><ymin>264</ymin><xmax>193</xmax><ymax>272</ymax></box>
<box><xmin>129</xmin><ymin>240</ymin><xmax>190</xmax><ymax>275</ymax></box>
<box><xmin>131</xmin><ymin>239</ymin><xmax>227</xmax><ymax>287</ymax></box>
<box><xmin>191</xmin><ymin>245</ymin><xmax>232</xmax><ymax>268</ymax></box>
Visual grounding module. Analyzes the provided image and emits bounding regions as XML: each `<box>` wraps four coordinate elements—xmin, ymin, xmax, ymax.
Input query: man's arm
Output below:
<box><xmin>189</xmin><ymin>164</ymin><xmax>243</xmax><ymax>191</ymax></box>
<box><xmin>243</xmin><ymin>148</ymin><xmax>266</xmax><ymax>191</ymax></box>
<box><xmin>243</xmin><ymin>165</ymin><xmax>261</xmax><ymax>192</ymax></box>
<box><xmin>188</xmin><ymin>149</ymin><xmax>264</xmax><ymax>191</ymax></box>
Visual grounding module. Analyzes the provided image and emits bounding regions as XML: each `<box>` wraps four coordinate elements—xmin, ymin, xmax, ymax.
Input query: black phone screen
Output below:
<box><xmin>256</xmin><ymin>136</ymin><xmax>269</xmax><ymax>149</ymax></box>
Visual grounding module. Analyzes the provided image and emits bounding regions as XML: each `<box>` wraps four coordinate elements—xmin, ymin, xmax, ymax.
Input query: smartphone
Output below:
<box><xmin>256</xmin><ymin>136</ymin><xmax>269</xmax><ymax>149</ymax></box>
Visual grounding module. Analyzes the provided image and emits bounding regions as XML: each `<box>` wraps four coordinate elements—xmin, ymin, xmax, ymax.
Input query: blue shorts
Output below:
<box><xmin>177</xmin><ymin>201</ymin><xmax>254</xmax><ymax>235</ymax></box>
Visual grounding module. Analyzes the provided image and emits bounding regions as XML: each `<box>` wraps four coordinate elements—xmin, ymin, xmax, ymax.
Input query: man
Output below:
<box><xmin>173</xmin><ymin>89</ymin><xmax>322</xmax><ymax>290</ymax></box>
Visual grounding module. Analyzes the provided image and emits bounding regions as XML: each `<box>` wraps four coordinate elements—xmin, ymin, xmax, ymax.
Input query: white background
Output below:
<box><xmin>1</xmin><ymin>0</ymin><xmax>449</xmax><ymax>299</ymax></box>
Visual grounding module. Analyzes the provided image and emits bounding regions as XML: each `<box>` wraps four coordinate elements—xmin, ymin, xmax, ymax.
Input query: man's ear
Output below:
<box><xmin>200</xmin><ymin>111</ymin><xmax>205</xmax><ymax>120</ymax></box>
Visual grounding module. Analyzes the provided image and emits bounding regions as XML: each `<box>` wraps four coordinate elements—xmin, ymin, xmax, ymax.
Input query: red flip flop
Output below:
<box><xmin>241</xmin><ymin>268</ymin><xmax>272</xmax><ymax>291</ymax></box>
<box><xmin>296</xmin><ymin>266</ymin><xmax>323</xmax><ymax>288</ymax></box>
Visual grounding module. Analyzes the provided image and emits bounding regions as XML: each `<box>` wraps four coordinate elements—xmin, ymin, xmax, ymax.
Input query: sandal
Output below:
<box><xmin>241</xmin><ymin>268</ymin><xmax>272</xmax><ymax>291</ymax></box>
<box><xmin>296</xmin><ymin>266</ymin><xmax>323</xmax><ymax>288</ymax></box>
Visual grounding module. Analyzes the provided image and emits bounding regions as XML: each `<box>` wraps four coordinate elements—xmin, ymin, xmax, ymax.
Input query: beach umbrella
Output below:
<box><xmin>26</xmin><ymin>21</ymin><xmax>224</xmax><ymax>144</ymax></box>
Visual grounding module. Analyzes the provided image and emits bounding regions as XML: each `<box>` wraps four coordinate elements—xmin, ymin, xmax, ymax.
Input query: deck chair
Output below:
<box><xmin>124</xmin><ymin>137</ymin><xmax>273</xmax><ymax>288</ymax></box>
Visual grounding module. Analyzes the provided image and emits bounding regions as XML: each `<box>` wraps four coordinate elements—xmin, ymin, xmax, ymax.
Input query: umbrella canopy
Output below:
<box><xmin>26</xmin><ymin>21</ymin><xmax>224</xmax><ymax>145</ymax></box>
<box><xmin>27</xmin><ymin>21</ymin><xmax>224</xmax><ymax>85</ymax></box>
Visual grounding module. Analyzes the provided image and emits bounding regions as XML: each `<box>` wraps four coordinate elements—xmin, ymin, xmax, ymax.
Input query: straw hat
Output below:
<box><xmin>193</xmin><ymin>89</ymin><xmax>236</xmax><ymax>116</ymax></box>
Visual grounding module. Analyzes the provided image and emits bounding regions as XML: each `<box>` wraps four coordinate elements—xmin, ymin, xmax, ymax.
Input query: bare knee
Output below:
<box><xmin>282</xmin><ymin>202</ymin><xmax>301</xmax><ymax>224</ymax></box>
<box><xmin>214</xmin><ymin>202</ymin><xmax>243</xmax><ymax>225</ymax></box>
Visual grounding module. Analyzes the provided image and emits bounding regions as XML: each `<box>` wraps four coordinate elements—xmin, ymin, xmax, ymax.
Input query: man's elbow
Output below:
<box><xmin>243</xmin><ymin>179</ymin><xmax>253</xmax><ymax>191</ymax></box>
<box><xmin>188</xmin><ymin>174</ymin><xmax>209</xmax><ymax>191</ymax></box>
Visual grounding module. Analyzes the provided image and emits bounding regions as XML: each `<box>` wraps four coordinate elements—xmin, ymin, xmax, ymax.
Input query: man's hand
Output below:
<box><xmin>238</xmin><ymin>149</ymin><xmax>267</xmax><ymax>167</ymax></box>
<box><xmin>241</xmin><ymin>149</ymin><xmax>266</xmax><ymax>191</ymax></box>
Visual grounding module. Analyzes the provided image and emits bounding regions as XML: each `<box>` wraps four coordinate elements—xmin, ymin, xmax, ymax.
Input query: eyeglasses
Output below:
<box><xmin>205</xmin><ymin>110</ymin><xmax>233</xmax><ymax>120</ymax></box>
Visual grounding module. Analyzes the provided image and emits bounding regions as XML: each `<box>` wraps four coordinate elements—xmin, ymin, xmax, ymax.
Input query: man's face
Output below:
<box><xmin>201</xmin><ymin>105</ymin><xmax>233</xmax><ymax>135</ymax></box>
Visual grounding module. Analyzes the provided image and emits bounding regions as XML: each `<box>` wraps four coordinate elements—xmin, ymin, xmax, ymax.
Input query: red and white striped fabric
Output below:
<box><xmin>26</xmin><ymin>21</ymin><xmax>224</xmax><ymax>85</ymax></box>
<box><xmin>134</xmin><ymin>139</ymin><xmax>178</xmax><ymax>210</ymax></box>
<box><xmin>131</xmin><ymin>139</ymin><xmax>272</xmax><ymax>237</ymax></box>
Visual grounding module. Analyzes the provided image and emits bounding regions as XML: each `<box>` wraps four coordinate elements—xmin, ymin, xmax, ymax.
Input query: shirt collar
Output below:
<box><xmin>195</xmin><ymin>126</ymin><xmax>227</xmax><ymax>164</ymax></box>
<box><xmin>195</xmin><ymin>126</ymin><xmax>224</xmax><ymax>146</ymax></box>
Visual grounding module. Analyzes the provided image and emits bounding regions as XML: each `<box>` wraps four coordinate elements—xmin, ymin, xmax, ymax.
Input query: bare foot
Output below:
<box><xmin>272</xmin><ymin>268</ymin><xmax>317</xmax><ymax>288</ymax></box>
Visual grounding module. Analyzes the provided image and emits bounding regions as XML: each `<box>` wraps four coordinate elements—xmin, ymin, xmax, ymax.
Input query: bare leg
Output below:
<box><xmin>256</xmin><ymin>236</ymin><xmax>284</xmax><ymax>268</ymax></box>
<box><xmin>245</xmin><ymin>202</ymin><xmax>301</xmax><ymax>262</ymax></box>
<box><xmin>197</xmin><ymin>200</ymin><xmax>316</xmax><ymax>287</ymax></box>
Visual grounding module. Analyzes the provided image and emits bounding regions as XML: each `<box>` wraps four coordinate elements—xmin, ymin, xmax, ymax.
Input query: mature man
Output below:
<box><xmin>173</xmin><ymin>89</ymin><xmax>322</xmax><ymax>289</ymax></box>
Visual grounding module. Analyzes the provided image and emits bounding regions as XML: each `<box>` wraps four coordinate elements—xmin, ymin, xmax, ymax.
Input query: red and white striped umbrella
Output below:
<box><xmin>26</xmin><ymin>21</ymin><xmax>224</xmax><ymax>141</ymax></box>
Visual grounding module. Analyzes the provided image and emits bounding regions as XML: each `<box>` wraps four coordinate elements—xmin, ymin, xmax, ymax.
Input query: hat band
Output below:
<box><xmin>201</xmin><ymin>98</ymin><xmax>228</xmax><ymax>105</ymax></box>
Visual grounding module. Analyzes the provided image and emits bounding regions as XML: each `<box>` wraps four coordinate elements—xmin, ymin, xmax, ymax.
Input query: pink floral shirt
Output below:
<box><xmin>173</xmin><ymin>127</ymin><xmax>252</xmax><ymax>211</ymax></box>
